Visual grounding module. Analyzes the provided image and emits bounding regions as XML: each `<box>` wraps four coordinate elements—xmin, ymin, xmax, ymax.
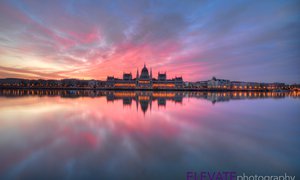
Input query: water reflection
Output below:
<box><xmin>1</xmin><ymin>90</ymin><xmax>299</xmax><ymax>114</ymax></box>
<box><xmin>0</xmin><ymin>90</ymin><xmax>299</xmax><ymax>179</ymax></box>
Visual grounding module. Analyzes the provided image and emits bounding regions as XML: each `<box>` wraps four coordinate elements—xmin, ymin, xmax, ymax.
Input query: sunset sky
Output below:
<box><xmin>0</xmin><ymin>0</ymin><xmax>299</xmax><ymax>83</ymax></box>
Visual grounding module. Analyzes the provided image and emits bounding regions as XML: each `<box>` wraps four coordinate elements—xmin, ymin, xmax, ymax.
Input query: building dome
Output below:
<box><xmin>140</xmin><ymin>64</ymin><xmax>150</xmax><ymax>79</ymax></box>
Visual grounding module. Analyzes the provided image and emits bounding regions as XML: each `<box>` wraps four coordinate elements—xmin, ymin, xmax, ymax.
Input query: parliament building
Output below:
<box><xmin>106</xmin><ymin>64</ymin><xmax>183</xmax><ymax>89</ymax></box>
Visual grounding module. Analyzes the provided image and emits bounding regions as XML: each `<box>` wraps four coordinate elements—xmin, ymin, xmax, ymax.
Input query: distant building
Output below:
<box><xmin>189</xmin><ymin>81</ymin><xmax>208</xmax><ymax>88</ymax></box>
<box><xmin>158</xmin><ymin>72</ymin><xmax>166</xmax><ymax>81</ymax></box>
<box><xmin>123</xmin><ymin>73</ymin><xmax>132</xmax><ymax>80</ymax></box>
<box><xmin>138</xmin><ymin>64</ymin><xmax>152</xmax><ymax>88</ymax></box>
<box><xmin>267</xmin><ymin>83</ymin><xmax>286</xmax><ymax>90</ymax></box>
<box><xmin>207</xmin><ymin>77</ymin><xmax>230</xmax><ymax>89</ymax></box>
<box><xmin>105</xmin><ymin>64</ymin><xmax>183</xmax><ymax>89</ymax></box>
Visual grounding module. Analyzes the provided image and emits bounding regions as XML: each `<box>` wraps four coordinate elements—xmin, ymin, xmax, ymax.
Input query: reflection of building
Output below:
<box><xmin>105</xmin><ymin>91</ymin><xmax>184</xmax><ymax>113</ymax></box>
<box><xmin>106</xmin><ymin>64</ymin><xmax>183</xmax><ymax>89</ymax></box>
<box><xmin>1</xmin><ymin>89</ymin><xmax>299</xmax><ymax>109</ymax></box>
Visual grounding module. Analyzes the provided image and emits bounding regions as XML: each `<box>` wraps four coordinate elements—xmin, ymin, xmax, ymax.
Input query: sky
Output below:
<box><xmin>0</xmin><ymin>0</ymin><xmax>299</xmax><ymax>83</ymax></box>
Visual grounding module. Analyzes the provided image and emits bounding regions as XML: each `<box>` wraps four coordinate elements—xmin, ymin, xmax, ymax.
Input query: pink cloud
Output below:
<box><xmin>0</xmin><ymin>1</ymin><xmax>211</xmax><ymax>81</ymax></box>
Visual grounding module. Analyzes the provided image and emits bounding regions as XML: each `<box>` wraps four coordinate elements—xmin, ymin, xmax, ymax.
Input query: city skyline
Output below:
<box><xmin>0</xmin><ymin>1</ymin><xmax>299</xmax><ymax>83</ymax></box>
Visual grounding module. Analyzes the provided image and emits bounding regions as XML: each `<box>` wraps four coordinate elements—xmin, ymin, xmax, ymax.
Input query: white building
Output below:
<box><xmin>207</xmin><ymin>77</ymin><xmax>230</xmax><ymax>89</ymax></box>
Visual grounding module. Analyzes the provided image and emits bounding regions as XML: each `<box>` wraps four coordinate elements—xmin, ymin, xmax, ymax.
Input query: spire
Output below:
<box><xmin>150</xmin><ymin>68</ymin><xmax>152</xmax><ymax>79</ymax></box>
<box><xmin>136</xmin><ymin>68</ymin><xmax>139</xmax><ymax>79</ymax></box>
<box><xmin>144</xmin><ymin>63</ymin><xmax>146</xmax><ymax>68</ymax></box>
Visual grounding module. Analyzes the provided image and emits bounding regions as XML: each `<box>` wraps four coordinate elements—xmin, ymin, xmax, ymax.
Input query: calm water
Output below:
<box><xmin>0</xmin><ymin>90</ymin><xmax>299</xmax><ymax>179</ymax></box>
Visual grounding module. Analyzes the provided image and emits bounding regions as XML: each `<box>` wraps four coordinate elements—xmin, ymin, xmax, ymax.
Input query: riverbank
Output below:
<box><xmin>0</xmin><ymin>86</ymin><xmax>293</xmax><ymax>92</ymax></box>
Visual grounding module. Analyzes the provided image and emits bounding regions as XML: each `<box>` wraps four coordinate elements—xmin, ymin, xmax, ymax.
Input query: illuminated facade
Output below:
<box><xmin>106</xmin><ymin>64</ymin><xmax>184</xmax><ymax>89</ymax></box>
